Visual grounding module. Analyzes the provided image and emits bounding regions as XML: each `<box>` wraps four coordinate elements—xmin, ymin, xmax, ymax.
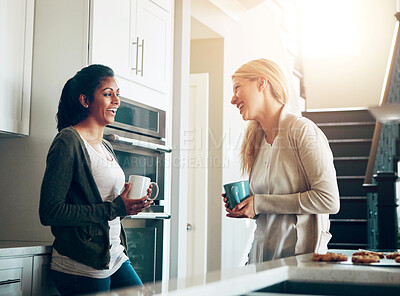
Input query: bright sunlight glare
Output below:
<box><xmin>298</xmin><ymin>0</ymin><xmax>361</xmax><ymax>57</ymax></box>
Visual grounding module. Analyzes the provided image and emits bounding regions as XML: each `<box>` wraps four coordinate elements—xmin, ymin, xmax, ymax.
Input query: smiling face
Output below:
<box><xmin>231</xmin><ymin>77</ymin><xmax>265</xmax><ymax>121</ymax></box>
<box><xmin>86</xmin><ymin>76</ymin><xmax>120</xmax><ymax>127</ymax></box>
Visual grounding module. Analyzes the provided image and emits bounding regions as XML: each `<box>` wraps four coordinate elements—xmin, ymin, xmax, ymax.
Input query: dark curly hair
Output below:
<box><xmin>56</xmin><ymin>64</ymin><xmax>115</xmax><ymax>131</ymax></box>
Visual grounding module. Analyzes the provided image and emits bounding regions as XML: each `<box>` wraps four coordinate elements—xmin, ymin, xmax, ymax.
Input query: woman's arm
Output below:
<box><xmin>254</xmin><ymin>118</ymin><xmax>340</xmax><ymax>215</ymax></box>
<box><xmin>39</xmin><ymin>136</ymin><xmax>127</xmax><ymax>227</ymax></box>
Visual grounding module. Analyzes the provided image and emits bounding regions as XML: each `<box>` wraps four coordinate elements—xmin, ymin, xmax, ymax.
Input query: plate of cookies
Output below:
<box><xmin>311</xmin><ymin>250</ymin><xmax>400</xmax><ymax>267</ymax></box>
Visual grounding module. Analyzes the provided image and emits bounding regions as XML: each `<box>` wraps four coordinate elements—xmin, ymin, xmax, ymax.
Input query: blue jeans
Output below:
<box><xmin>51</xmin><ymin>260</ymin><xmax>143</xmax><ymax>295</ymax></box>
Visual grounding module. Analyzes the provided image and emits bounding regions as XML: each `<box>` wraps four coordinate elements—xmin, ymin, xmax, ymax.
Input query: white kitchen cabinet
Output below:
<box><xmin>0</xmin><ymin>254</ymin><xmax>57</xmax><ymax>296</ymax></box>
<box><xmin>131</xmin><ymin>0</ymin><xmax>172</xmax><ymax>93</ymax></box>
<box><xmin>90</xmin><ymin>0</ymin><xmax>173</xmax><ymax>95</ymax></box>
<box><xmin>0</xmin><ymin>0</ymin><xmax>34</xmax><ymax>136</ymax></box>
<box><xmin>90</xmin><ymin>0</ymin><xmax>131</xmax><ymax>80</ymax></box>
<box><xmin>0</xmin><ymin>257</ymin><xmax>32</xmax><ymax>296</ymax></box>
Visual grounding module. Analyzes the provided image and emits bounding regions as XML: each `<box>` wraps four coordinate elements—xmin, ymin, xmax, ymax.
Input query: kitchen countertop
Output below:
<box><xmin>1</xmin><ymin>244</ymin><xmax>398</xmax><ymax>295</ymax></box>
<box><xmin>93</xmin><ymin>249</ymin><xmax>400</xmax><ymax>296</ymax></box>
<box><xmin>0</xmin><ymin>240</ymin><xmax>52</xmax><ymax>257</ymax></box>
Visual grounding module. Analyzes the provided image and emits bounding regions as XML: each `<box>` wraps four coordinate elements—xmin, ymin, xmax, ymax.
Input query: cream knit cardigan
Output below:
<box><xmin>251</xmin><ymin>107</ymin><xmax>340</xmax><ymax>260</ymax></box>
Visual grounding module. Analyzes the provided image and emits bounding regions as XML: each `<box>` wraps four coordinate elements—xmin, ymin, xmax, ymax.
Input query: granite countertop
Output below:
<box><xmin>93</xmin><ymin>249</ymin><xmax>400</xmax><ymax>296</ymax></box>
<box><xmin>0</xmin><ymin>240</ymin><xmax>52</xmax><ymax>257</ymax></box>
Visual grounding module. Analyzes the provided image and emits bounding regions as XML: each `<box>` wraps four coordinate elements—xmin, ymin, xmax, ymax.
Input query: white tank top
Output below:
<box><xmin>51</xmin><ymin>138</ymin><xmax>128</xmax><ymax>278</ymax></box>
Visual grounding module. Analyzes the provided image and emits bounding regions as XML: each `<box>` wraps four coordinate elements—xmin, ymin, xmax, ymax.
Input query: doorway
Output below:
<box><xmin>186</xmin><ymin>73</ymin><xmax>209</xmax><ymax>277</ymax></box>
<box><xmin>189</xmin><ymin>17</ymin><xmax>224</xmax><ymax>274</ymax></box>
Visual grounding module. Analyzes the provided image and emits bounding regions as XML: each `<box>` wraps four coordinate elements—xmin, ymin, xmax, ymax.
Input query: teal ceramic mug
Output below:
<box><xmin>223</xmin><ymin>180</ymin><xmax>250</xmax><ymax>209</ymax></box>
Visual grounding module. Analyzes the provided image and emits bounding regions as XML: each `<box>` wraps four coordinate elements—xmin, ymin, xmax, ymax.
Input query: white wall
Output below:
<box><xmin>0</xmin><ymin>0</ymin><xmax>89</xmax><ymax>241</ymax></box>
<box><xmin>303</xmin><ymin>0</ymin><xmax>397</xmax><ymax>109</ymax></box>
<box><xmin>190</xmin><ymin>37</ymin><xmax>224</xmax><ymax>272</ymax></box>
<box><xmin>170</xmin><ymin>0</ymin><xmax>191</xmax><ymax>279</ymax></box>
<box><xmin>191</xmin><ymin>0</ymin><xmax>300</xmax><ymax>271</ymax></box>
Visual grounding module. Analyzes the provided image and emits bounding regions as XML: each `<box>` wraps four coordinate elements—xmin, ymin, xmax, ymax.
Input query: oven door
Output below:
<box><xmin>104</xmin><ymin>128</ymin><xmax>169</xmax><ymax>284</ymax></box>
<box><xmin>107</xmin><ymin>137</ymin><xmax>168</xmax><ymax>214</ymax></box>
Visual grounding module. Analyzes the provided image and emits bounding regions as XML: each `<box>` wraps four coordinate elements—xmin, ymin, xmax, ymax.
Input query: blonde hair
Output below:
<box><xmin>232</xmin><ymin>58</ymin><xmax>289</xmax><ymax>175</ymax></box>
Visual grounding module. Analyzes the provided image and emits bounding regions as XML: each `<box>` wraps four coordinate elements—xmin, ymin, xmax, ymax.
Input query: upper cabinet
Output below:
<box><xmin>131</xmin><ymin>0</ymin><xmax>172</xmax><ymax>93</ymax></box>
<box><xmin>91</xmin><ymin>0</ymin><xmax>173</xmax><ymax>96</ymax></box>
<box><xmin>0</xmin><ymin>0</ymin><xmax>34</xmax><ymax>136</ymax></box>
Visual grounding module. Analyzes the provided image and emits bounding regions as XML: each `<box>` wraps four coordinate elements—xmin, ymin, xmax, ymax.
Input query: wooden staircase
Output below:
<box><xmin>302</xmin><ymin>109</ymin><xmax>376</xmax><ymax>249</ymax></box>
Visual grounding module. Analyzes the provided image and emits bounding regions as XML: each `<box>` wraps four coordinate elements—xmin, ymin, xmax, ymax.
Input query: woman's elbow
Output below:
<box><xmin>318</xmin><ymin>182</ymin><xmax>340</xmax><ymax>214</ymax></box>
<box><xmin>326</xmin><ymin>192</ymin><xmax>340</xmax><ymax>214</ymax></box>
<box><xmin>39</xmin><ymin>206</ymin><xmax>55</xmax><ymax>226</ymax></box>
<box><xmin>315</xmin><ymin>189</ymin><xmax>339</xmax><ymax>214</ymax></box>
<box><xmin>39</xmin><ymin>212</ymin><xmax>52</xmax><ymax>226</ymax></box>
<box><xmin>330</xmin><ymin>201</ymin><xmax>340</xmax><ymax>214</ymax></box>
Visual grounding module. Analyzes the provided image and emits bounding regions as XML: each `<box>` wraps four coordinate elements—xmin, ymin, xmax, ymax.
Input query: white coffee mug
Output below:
<box><xmin>128</xmin><ymin>175</ymin><xmax>159</xmax><ymax>200</ymax></box>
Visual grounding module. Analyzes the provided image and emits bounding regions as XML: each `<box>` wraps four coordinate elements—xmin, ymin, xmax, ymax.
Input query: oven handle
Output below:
<box><xmin>106</xmin><ymin>134</ymin><xmax>172</xmax><ymax>153</ymax></box>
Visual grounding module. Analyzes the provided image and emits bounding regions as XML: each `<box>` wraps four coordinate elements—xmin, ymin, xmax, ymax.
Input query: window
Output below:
<box><xmin>298</xmin><ymin>0</ymin><xmax>361</xmax><ymax>57</ymax></box>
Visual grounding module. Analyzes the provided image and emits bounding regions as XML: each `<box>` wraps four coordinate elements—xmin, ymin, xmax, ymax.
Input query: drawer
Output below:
<box><xmin>0</xmin><ymin>257</ymin><xmax>32</xmax><ymax>296</ymax></box>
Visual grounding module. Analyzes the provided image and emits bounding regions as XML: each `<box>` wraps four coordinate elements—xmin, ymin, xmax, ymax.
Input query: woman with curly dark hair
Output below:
<box><xmin>40</xmin><ymin>64</ymin><xmax>152</xmax><ymax>295</ymax></box>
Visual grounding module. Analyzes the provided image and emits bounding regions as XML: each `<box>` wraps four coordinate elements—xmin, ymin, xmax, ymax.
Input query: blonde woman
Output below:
<box><xmin>223</xmin><ymin>58</ymin><xmax>340</xmax><ymax>263</ymax></box>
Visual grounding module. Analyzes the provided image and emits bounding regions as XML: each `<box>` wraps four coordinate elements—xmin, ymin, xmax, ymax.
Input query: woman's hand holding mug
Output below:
<box><xmin>222</xmin><ymin>194</ymin><xmax>255</xmax><ymax>219</ymax></box>
<box><xmin>221</xmin><ymin>180</ymin><xmax>256</xmax><ymax>219</ymax></box>
<box><xmin>121</xmin><ymin>183</ymin><xmax>153</xmax><ymax>215</ymax></box>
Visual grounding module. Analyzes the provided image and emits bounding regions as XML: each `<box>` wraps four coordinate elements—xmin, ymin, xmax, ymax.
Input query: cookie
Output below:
<box><xmin>395</xmin><ymin>256</ymin><xmax>400</xmax><ymax>263</ymax></box>
<box><xmin>386</xmin><ymin>252</ymin><xmax>400</xmax><ymax>259</ymax></box>
<box><xmin>351</xmin><ymin>254</ymin><xmax>380</xmax><ymax>263</ymax></box>
<box><xmin>312</xmin><ymin>252</ymin><xmax>348</xmax><ymax>262</ymax></box>
<box><xmin>352</xmin><ymin>250</ymin><xmax>384</xmax><ymax>258</ymax></box>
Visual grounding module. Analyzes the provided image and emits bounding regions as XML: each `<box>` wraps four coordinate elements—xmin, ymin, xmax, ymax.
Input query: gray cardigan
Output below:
<box><xmin>250</xmin><ymin>107</ymin><xmax>340</xmax><ymax>262</ymax></box>
<box><xmin>39</xmin><ymin>126</ymin><xmax>127</xmax><ymax>269</ymax></box>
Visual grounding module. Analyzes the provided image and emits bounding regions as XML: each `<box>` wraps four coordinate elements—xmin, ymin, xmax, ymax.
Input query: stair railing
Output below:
<box><xmin>363</xmin><ymin>13</ymin><xmax>400</xmax><ymax>250</ymax></box>
<box><xmin>364</xmin><ymin>14</ymin><xmax>400</xmax><ymax>185</ymax></box>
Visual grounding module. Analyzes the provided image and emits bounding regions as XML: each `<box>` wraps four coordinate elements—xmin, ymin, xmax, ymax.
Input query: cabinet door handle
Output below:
<box><xmin>0</xmin><ymin>279</ymin><xmax>21</xmax><ymax>285</ymax></box>
<box><xmin>139</xmin><ymin>39</ymin><xmax>144</xmax><ymax>77</ymax></box>
<box><xmin>131</xmin><ymin>37</ymin><xmax>140</xmax><ymax>74</ymax></box>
